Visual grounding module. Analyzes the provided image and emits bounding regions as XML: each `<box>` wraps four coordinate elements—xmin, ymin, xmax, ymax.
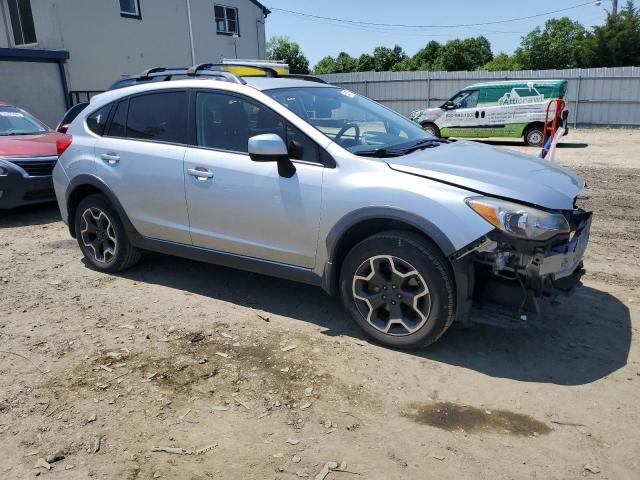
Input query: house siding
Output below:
<box><xmin>0</xmin><ymin>0</ymin><xmax>267</xmax><ymax>92</ymax></box>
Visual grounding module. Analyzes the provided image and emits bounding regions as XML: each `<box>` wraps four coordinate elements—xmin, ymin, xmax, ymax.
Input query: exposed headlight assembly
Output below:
<box><xmin>465</xmin><ymin>196</ymin><xmax>570</xmax><ymax>241</ymax></box>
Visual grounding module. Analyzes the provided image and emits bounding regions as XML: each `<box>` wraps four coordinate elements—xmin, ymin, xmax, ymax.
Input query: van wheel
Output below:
<box><xmin>339</xmin><ymin>231</ymin><xmax>455</xmax><ymax>349</ymax></box>
<box><xmin>420</xmin><ymin>122</ymin><xmax>441</xmax><ymax>138</ymax></box>
<box><xmin>74</xmin><ymin>194</ymin><xmax>141</xmax><ymax>272</ymax></box>
<box><xmin>524</xmin><ymin>125</ymin><xmax>544</xmax><ymax>147</ymax></box>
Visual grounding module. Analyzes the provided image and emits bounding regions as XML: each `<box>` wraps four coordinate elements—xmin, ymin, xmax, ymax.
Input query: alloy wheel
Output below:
<box><xmin>80</xmin><ymin>207</ymin><xmax>117</xmax><ymax>263</ymax></box>
<box><xmin>352</xmin><ymin>255</ymin><xmax>431</xmax><ymax>336</ymax></box>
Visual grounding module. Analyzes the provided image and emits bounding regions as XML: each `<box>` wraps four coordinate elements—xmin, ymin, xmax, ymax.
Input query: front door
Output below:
<box><xmin>184</xmin><ymin>91</ymin><xmax>323</xmax><ymax>268</ymax></box>
<box><xmin>93</xmin><ymin>91</ymin><xmax>190</xmax><ymax>244</ymax></box>
<box><xmin>440</xmin><ymin>90</ymin><xmax>485</xmax><ymax>138</ymax></box>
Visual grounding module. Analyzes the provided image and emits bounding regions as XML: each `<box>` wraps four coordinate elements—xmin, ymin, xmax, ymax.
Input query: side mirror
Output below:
<box><xmin>57</xmin><ymin>124</ymin><xmax>70</xmax><ymax>133</ymax></box>
<box><xmin>248</xmin><ymin>134</ymin><xmax>296</xmax><ymax>178</ymax></box>
<box><xmin>441</xmin><ymin>100</ymin><xmax>455</xmax><ymax>110</ymax></box>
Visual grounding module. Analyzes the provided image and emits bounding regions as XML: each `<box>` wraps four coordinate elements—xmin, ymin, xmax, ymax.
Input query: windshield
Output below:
<box><xmin>264</xmin><ymin>87</ymin><xmax>433</xmax><ymax>155</ymax></box>
<box><xmin>0</xmin><ymin>106</ymin><xmax>48</xmax><ymax>136</ymax></box>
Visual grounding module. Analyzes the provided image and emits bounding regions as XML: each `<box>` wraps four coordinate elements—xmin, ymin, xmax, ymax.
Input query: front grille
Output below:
<box><xmin>12</xmin><ymin>158</ymin><xmax>57</xmax><ymax>176</ymax></box>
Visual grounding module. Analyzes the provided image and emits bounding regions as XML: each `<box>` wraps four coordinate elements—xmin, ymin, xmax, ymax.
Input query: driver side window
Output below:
<box><xmin>195</xmin><ymin>91</ymin><xmax>320</xmax><ymax>163</ymax></box>
<box><xmin>450</xmin><ymin>90</ymin><xmax>479</xmax><ymax>109</ymax></box>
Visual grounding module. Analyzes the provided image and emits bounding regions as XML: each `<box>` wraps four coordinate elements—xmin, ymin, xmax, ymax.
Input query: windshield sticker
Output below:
<box><xmin>340</xmin><ymin>89</ymin><xmax>356</xmax><ymax>98</ymax></box>
<box><xmin>0</xmin><ymin>111</ymin><xmax>25</xmax><ymax>118</ymax></box>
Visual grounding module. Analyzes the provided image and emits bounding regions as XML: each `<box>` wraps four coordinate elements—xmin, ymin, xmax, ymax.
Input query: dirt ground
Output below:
<box><xmin>1</xmin><ymin>128</ymin><xmax>639</xmax><ymax>480</ymax></box>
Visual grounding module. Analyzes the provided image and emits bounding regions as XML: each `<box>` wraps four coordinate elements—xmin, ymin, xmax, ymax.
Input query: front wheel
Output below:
<box><xmin>339</xmin><ymin>231</ymin><xmax>455</xmax><ymax>349</ymax></box>
<box><xmin>420</xmin><ymin>122</ymin><xmax>441</xmax><ymax>138</ymax></box>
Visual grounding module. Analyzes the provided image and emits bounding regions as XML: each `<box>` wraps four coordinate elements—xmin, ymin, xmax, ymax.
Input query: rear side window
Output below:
<box><xmin>86</xmin><ymin>104</ymin><xmax>111</xmax><ymax>135</ymax></box>
<box><xmin>126</xmin><ymin>91</ymin><xmax>187</xmax><ymax>143</ymax></box>
<box><xmin>106</xmin><ymin>100</ymin><xmax>127</xmax><ymax>137</ymax></box>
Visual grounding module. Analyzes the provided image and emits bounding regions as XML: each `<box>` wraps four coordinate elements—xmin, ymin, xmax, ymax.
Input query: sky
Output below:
<box><xmin>264</xmin><ymin>0</ymin><xmax>610</xmax><ymax>67</ymax></box>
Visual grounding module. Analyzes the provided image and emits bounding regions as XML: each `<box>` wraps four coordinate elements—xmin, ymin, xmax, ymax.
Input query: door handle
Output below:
<box><xmin>187</xmin><ymin>167</ymin><xmax>214</xmax><ymax>180</ymax></box>
<box><xmin>101</xmin><ymin>152</ymin><xmax>120</xmax><ymax>165</ymax></box>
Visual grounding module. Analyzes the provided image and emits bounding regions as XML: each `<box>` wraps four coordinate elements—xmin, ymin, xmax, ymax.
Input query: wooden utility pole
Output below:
<box><xmin>612</xmin><ymin>0</ymin><xmax>618</xmax><ymax>15</ymax></box>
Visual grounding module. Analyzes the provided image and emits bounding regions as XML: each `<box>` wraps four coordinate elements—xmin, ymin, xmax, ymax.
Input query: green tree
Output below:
<box><xmin>372</xmin><ymin>46</ymin><xmax>398</xmax><ymax>71</ymax></box>
<box><xmin>356</xmin><ymin>53</ymin><xmax>375</xmax><ymax>72</ymax></box>
<box><xmin>392</xmin><ymin>45</ymin><xmax>408</xmax><ymax>63</ymax></box>
<box><xmin>412</xmin><ymin>40</ymin><xmax>442</xmax><ymax>70</ymax></box>
<box><xmin>313</xmin><ymin>55</ymin><xmax>338</xmax><ymax>74</ymax></box>
<box><xmin>266</xmin><ymin>36</ymin><xmax>310</xmax><ymax>74</ymax></box>
<box><xmin>515</xmin><ymin>17</ymin><xmax>586</xmax><ymax>69</ymax></box>
<box><xmin>334</xmin><ymin>52</ymin><xmax>358</xmax><ymax>72</ymax></box>
<box><xmin>482</xmin><ymin>52</ymin><xmax>521</xmax><ymax>71</ymax></box>
<box><xmin>391</xmin><ymin>56</ymin><xmax>419</xmax><ymax>71</ymax></box>
<box><xmin>579</xmin><ymin>0</ymin><xmax>640</xmax><ymax>67</ymax></box>
<box><xmin>433</xmin><ymin>36</ymin><xmax>493</xmax><ymax>71</ymax></box>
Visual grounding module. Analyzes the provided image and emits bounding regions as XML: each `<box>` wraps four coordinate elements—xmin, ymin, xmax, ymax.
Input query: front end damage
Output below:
<box><xmin>452</xmin><ymin>208</ymin><xmax>592</xmax><ymax>326</ymax></box>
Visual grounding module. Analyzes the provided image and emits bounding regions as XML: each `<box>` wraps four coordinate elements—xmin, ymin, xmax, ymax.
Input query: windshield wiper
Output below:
<box><xmin>354</xmin><ymin>138</ymin><xmax>450</xmax><ymax>158</ymax></box>
<box><xmin>354</xmin><ymin>148</ymin><xmax>398</xmax><ymax>158</ymax></box>
<box><xmin>388</xmin><ymin>138</ymin><xmax>447</xmax><ymax>154</ymax></box>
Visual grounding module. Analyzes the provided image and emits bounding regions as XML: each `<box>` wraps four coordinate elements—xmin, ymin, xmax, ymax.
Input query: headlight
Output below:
<box><xmin>465</xmin><ymin>196</ymin><xmax>569</xmax><ymax>241</ymax></box>
<box><xmin>0</xmin><ymin>165</ymin><xmax>7</xmax><ymax>176</ymax></box>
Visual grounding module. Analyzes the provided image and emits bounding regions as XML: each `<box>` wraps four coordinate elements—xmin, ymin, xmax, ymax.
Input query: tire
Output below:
<box><xmin>420</xmin><ymin>122</ymin><xmax>441</xmax><ymax>138</ymax></box>
<box><xmin>524</xmin><ymin>125</ymin><xmax>544</xmax><ymax>147</ymax></box>
<box><xmin>74</xmin><ymin>194</ymin><xmax>141</xmax><ymax>272</ymax></box>
<box><xmin>339</xmin><ymin>230</ymin><xmax>455</xmax><ymax>349</ymax></box>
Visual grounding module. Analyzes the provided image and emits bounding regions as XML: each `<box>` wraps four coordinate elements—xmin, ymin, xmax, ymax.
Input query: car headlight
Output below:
<box><xmin>465</xmin><ymin>196</ymin><xmax>570</xmax><ymax>241</ymax></box>
<box><xmin>0</xmin><ymin>165</ymin><xmax>7</xmax><ymax>176</ymax></box>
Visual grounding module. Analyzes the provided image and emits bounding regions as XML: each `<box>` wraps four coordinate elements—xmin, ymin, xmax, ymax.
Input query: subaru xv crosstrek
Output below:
<box><xmin>52</xmin><ymin>66</ymin><xmax>591</xmax><ymax>348</ymax></box>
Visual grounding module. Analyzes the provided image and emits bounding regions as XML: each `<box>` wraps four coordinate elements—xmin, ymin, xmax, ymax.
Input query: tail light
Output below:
<box><xmin>56</xmin><ymin>135</ymin><xmax>72</xmax><ymax>156</ymax></box>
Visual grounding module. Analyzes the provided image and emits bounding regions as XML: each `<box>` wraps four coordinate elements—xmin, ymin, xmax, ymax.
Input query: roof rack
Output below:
<box><xmin>128</xmin><ymin>64</ymin><xmax>327</xmax><ymax>86</ymax></box>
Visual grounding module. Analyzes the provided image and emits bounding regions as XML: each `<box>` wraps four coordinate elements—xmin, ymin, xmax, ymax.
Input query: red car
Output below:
<box><xmin>0</xmin><ymin>102</ymin><xmax>71</xmax><ymax>209</ymax></box>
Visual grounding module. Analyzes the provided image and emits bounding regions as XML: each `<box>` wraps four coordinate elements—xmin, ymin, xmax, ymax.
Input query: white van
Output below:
<box><xmin>409</xmin><ymin>80</ymin><xmax>569</xmax><ymax>146</ymax></box>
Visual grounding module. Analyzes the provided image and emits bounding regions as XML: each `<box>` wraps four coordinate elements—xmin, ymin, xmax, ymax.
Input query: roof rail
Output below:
<box><xmin>138</xmin><ymin>67</ymin><xmax>172</xmax><ymax>80</ymax></box>
<box><xmin>284</xmin><ymin>74</ymin><xmax>327</xmax><ymax>84</ymax></box>
<box><xmin>128</xmin><ymin>65</ymin><xmax>328</xmax><ymax>87</ymax></box>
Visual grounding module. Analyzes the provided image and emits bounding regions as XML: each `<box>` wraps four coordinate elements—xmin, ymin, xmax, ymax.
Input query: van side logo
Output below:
<box><xmin>498</xmin><ymin>83</ymin><xmax>545</xmax><ymax>105</ymax></box>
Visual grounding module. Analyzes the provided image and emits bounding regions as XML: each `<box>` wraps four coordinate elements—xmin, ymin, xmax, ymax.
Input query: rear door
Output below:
<box><xmin>183</xmin><ymin>90</ymin><xmax>323</xmax><ymax>267</ymax></box>
<box><xmin>93</xmin><ymin>90</ymin><xmax>191</xmax><ymax>244</ymax></box>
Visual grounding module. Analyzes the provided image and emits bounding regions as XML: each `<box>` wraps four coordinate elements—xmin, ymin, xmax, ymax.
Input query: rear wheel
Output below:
<box><xmin>339</xmin><ymin>231</ymin><xmax>455</xmax><ymax>349</ymax></box>
<box><xmin>74</xmin><ymin>194</ymin><xmax>141</xmax><ymax>272</ymax></box>
<box><xmin>420</xmin><ymin>122</ymin><xmax>441</xmax><ymax>138</ymax></box>
<box><xmin>524</xmin><ymin>125</ymin><xmax>544</xmax><ymax>147</ymax></box>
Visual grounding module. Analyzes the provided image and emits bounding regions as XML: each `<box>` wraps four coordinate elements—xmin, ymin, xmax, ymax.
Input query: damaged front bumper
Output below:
<box><xmin>452</xmin><ymin>209</ymin><xmax>592</xmax><ymax>324</ymax></box>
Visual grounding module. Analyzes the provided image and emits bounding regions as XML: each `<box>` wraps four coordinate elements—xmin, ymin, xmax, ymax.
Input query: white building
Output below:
<box><xmin>0</xmin><ymin>0</ymin><xmax>270</xmax><ymax>125</ymax></box>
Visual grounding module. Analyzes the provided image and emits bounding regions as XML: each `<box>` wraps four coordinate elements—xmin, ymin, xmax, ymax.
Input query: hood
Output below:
<box><xmin>387</xmin><ymin>141</ymin><xmax>584</xmax><ymax>210</ymax></box>
<box><xmin>0</xmin><ymin>132</ymin><xmax>64</xmax><ymax>158</ymax></box>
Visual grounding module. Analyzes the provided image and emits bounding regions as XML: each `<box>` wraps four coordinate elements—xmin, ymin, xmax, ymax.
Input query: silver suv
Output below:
<box><xmin>53</xmin><ymin>65</ymin><xmax>591</xmax><ymax>348</ymax></box>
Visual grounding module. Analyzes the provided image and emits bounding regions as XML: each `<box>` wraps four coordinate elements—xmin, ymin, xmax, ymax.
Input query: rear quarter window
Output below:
<box><xmin>86</xmin><ymin>104</ymin><xmax>112</xmax><ymax>135</ymax></box>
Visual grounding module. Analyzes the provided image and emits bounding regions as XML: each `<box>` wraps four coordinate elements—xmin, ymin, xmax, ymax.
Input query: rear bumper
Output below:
<box><xmin>0</xmin><ymin>158</ymin><xmax>57</xmax><ymax>209</ymax></box>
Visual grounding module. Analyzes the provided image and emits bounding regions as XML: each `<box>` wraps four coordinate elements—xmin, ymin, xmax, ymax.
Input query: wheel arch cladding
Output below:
<box><xmin>66</xmin><ymin>175</ymin><xmax>139</xmax><ymax>241</ymax></box>
<box><xmin>323</xmin><ymin>207</ymin><xmax>456</xmax><ymax>294</ymax></box>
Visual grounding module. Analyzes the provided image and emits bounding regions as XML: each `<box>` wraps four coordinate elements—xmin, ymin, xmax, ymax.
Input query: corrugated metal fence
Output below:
<box><xmin>320</xmin><ymin>67</ymin><xmax>640</xmax><ymax>127</ymax></box>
